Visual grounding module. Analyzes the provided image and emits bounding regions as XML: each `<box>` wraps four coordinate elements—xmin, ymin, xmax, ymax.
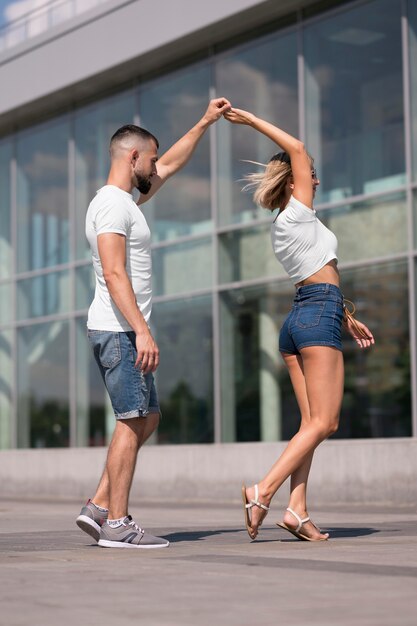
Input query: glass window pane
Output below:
<box><xmin>304</xmin><ymin>0</ymin><xmax>404</xmax><ymax>202</ymax></box>
<box><xmin>75</xmin><ymin>264</ymin><xmax>95</xmax><ymax>311</ymax></box>
<box><xmin>0</xmin><ymin>283</ymin><xmax>12</xmax><ymax>325</ymax></box>
<box><xmin>340</xmin><ymin>261</ymin><xmax>411</xmax><ymax>437</ymax></box>
<box><xmin>17</xmin><ymin>321</ymin><xmax>70</xmax><ymax>448</ymax></box>
<box><xmin>75</xmin><ymin>317</ymin><xmax>111</xmax><ymax>447</ymax></box>
<box><xmin>74</xmin><ymin>90</ymin><xmax>135</xmax><ymax>260</ymax></box>
<box><xmin>153</xmin><ymin>237</ymin><xmax>212</xmax><ymax>296</ymax></box>
<box><xmin>220</xmin><ymin>261</ymin><xmax>410</xmax><ymax>442</ymax></box>
<box><xmin>0</xmin><ymin>329</ymin><xmax>12</xmax><ymax>449</ymax></box>
<box><xmin>140</xmin><ymin>65</ymin><xmax>211</xmax><ymax>242</ymax></box>
<box><xmin>17</xmin><ymin>270</ymin><xmax>70</xmax><ymax>320</ymax></box>
<box><xmin>152</xmin><ymin>296</ymin><xmax>213</xmax><ymax>443</ymax></box>
<box><xmin>220</xmin><ymin>282</ymin><xmax>293</xmax><ymax>443</ymax></box>
<box><xmin>215</xmin><ymin>32</ymin><xmax>298</xmax><ymax>226</ymax></box>
<box><xmin>0</xmin><ymin>139</ymin><xmax>12</xmax><ymax>279</ymax></box>
<box><xmin>322</xmin><ymin>192</ymin><xmax>407</xmax><ymax>263</ymax></box>
<box><xmin>409</xmin><ymin>0</ymin><xmax>417</xmax><ymax>181</ymax></box>
<box><xmin>16</xmin><ymin>117</ymin><xmax>69</xmax><ymax>272</ymax></box>
<box><xmin>219</xmin><ymin>223</ymin><xmax>285</xmax><ymax>284</ymax></box>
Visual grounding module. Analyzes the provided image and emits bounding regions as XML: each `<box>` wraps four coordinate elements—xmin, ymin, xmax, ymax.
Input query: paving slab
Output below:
<box><xmin>0</xmin><ymin>499</ymin><xmax>416</xmax><ymax>626</ymax></box>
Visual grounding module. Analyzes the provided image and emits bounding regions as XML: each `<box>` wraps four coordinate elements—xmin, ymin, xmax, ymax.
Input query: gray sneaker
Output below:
<box><xmin>76</xmin><ymin>499</ymin><xmax>108</xmax><ymax>542</ymax></box>
<box><xmin>98</xmin><ymin>515</ymin><xmax>169</xmax><ymax>549</ymax></box>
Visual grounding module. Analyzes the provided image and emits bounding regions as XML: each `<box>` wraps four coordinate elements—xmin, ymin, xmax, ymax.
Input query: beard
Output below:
<box><xmin>134</xmin><ymin>171</ymin><xmax>152</xmax><ymax>194</ymax></box>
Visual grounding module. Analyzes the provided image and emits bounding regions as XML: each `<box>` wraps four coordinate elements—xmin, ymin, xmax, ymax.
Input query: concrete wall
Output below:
<box><xmin>0</xmin><ymin>0</ymin><xmax>318</xmax><ymax>133</ymax></box>
<box><xmin>0</xmin><ymin>438</ymin><xmax>416</xmax><ymax>505</ymax></box>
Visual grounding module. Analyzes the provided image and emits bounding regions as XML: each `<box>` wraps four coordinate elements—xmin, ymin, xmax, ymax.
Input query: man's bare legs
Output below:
<box><xmin>91</xmin><ymin>412</ymin><xmax>159</xmax><ymax>518</ymax></box>
<box><xmin>245</xmin><ymin>346</ymin><xmax>343</xmax><ymax>538</ymax></box>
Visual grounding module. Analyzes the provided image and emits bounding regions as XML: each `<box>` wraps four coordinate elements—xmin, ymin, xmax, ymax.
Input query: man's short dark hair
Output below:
<box><xmin>110</xmin><ymin>124</ymin><xmax>159</xmax><ymax>149</ymax></box>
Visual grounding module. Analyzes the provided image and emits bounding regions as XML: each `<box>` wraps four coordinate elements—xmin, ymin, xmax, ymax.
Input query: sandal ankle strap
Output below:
<box><xmin>286</xmin><ymin>507</ymin><xmax>310</xmax><ymax>532</ymax></box>
<box><xmin>245</xmin><ymin>484</ymin><xmax>270</xmax><ymax>511</ymax></box>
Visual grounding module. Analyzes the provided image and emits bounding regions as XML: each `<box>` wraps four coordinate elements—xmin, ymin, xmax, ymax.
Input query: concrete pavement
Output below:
<box><xmin>0</xmin><ymin>498</ymin><xmax>416</xmax><ymax>626</ymax></box>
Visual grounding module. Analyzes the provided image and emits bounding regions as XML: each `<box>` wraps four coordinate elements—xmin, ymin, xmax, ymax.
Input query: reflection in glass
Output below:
<box><xmin>74</xmin><ymin>91</ymin><xmax>135</xmax><ymax>260</ymax></box>
<box><xmin>16</xmin><ymin>117</ymin><xmax>69</xmax><ymax>272</ymax></box>
<box><xmin>219</xmin><ymin>223</ymin><xmax>285</xmax><ymax>284</ymax></box>
<box><xmin>321</xmin><ymin>192</ymin><xmax>407</xmax><ymax>263</ymax></box>
<box><xmin>17</xmin><ymin>321</ymin><xmax>70</xmax><ymax>448</ymax></box>
<box><xmin>17</xmin><ymin>270</ymin><xmax>70</xmax><ymax>320</ymax></box>
<box><xmin>152</xmin><ymin>296</ymin><xmax>213</xmax><ymax>443</ymax></box>
<box><xmin>304</xmin><ymin>0</ymin><xmax>404</xmax><ymax>202</ymax></box>
<box><xmin>140</xmin><ymin>65</ymin><xmax>212</xmax><ymax>242</ymax></box>
<box><xmin>409</xmin><ymin>0</ymin><xmax>417</xmax><ymax>181</ymax></box>
<box><xmin>0</xmin><ymin>330</ymin><xmax>12</xmax><ymax>449</ymax></box>
<box><xmin>0</xmin><ymin>283</ymin><xmax>12</xmax><ymax>325</ymax></box>
<box><xmin>216</xmin><ymin>32</ymin><xmax>298</xmax><ymax>226</ymax></box>
<box><xmin>220</xmin><ymin>282</ymin><xmax>293</xmax><ymax>442</ymax></box>
<box><xmin>340</xmin><ymin>261</ymin><xmax>410</xmax><ymax>437</ymax></box>
<box><xmin>220</xmin><ymin>261</ymin><xmax>411</xmax><ymax>442</ymax></box>
<box><xmin>75</xmin><ymin>317</ymin><xmax>110</xmax><ymax>447</ymax></box>
<box><xmin>153</xmin><ymin>237</ymin><xmax>212</xmax><ymax>296</ymax></box>
<box><xmin>0</xmin><ymin>139</ymin><xmax>12</xmax><ymax>279</ymax></box>
<box><xmin>75</xmin><ymin>264</ymin><xmax>95</xmax><ymax>311</ymax></box>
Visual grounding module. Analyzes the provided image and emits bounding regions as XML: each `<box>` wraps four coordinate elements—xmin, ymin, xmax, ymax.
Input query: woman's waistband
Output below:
<box><xmin>294</xmin><ymin>282</ymin><xmax>343</xmax><ymax>302</ymax></box>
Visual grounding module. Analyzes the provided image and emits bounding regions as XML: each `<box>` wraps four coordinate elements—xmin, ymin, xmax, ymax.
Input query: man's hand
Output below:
<box><xmin>135</xmin><ymin>329</ymin><xmax>160</xmax><ymax>373</ymax></box>
<box><xmin>202</xmin><ymin>97</ymin><xmax>232</xmax><ymax>125</ymax></box>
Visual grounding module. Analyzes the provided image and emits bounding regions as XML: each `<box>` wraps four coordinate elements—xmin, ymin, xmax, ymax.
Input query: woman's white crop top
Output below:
<box><xmin>271</xmin><ymin>195</ymin><xmax>338</xmax><ymax>284</ymax></box>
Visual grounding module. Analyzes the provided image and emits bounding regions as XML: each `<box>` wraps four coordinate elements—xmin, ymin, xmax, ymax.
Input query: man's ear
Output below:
<box><xmin>131</xmin><ymin>148</ymin><xmax>139</xmax><ymax>164</ymax></box>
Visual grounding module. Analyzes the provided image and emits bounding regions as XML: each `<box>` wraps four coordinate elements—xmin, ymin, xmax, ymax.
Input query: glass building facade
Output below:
<box><xmin>1</xmin><ymin>0</ymin><xmax>417</xmax><ymax>448</ymax></box>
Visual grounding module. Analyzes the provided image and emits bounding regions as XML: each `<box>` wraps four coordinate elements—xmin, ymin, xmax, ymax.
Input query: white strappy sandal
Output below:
<box><xmin>241</xmin><ymin>484</ymin><xmax>270</xmax><ymax>539</ymax></box>
<box><xmin>276</xmin><ymin>507</ymin><xmax>329</xmax><ymax>542</ymax></box>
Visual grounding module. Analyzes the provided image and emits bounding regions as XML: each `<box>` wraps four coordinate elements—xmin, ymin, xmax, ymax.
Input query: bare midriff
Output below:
<box><xmin>295</xmin><ymin>259</ymin><xmax>340</xmax><ymax>288</ymax></box>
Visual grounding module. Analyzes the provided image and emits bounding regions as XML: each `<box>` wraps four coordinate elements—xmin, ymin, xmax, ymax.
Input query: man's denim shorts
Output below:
<box><xmin>87</xmin><ymin>329</ymin><xmax>160</xmax><ymax>420</ymax></box>
<box><xmin>279</xmin><ymin>283</ymin><xmax>344</xmax><ymax>355</ymax></box>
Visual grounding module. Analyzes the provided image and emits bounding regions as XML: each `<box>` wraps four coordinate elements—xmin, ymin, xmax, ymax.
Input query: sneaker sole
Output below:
<box><xmin>76</xmin><ymin>515</ymin><xmax>101</xmax><ymax>542</ymax></box>
<box><xmin>98</xmin><ymin>539</ymin><xmax>169</xmax><ymax>549</ymax></box>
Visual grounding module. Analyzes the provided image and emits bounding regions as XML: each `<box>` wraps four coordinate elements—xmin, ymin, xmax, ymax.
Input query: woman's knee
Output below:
<box><xmin>311</xmin><ymin>417</ymin><xmax>339</xmax><ymax>440</ymax></box>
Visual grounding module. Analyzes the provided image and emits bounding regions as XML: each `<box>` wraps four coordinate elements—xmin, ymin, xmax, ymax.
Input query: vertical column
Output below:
<box><xmin>402</xmin><ymin>1</ymin><xmax>417</xmax><ymax>437</ymax></box>
<box><xmin>219</xmin><ymin>295</ymin><xmax>236</xmax><ymax>442</ymax></box>
<box><xmin>259</xmin><ymin>296</ymin><xmax>281</xmax><ymax>441</ymax></box>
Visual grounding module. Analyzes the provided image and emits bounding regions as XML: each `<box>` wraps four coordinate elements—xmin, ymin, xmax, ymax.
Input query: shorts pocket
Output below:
<box><xmin>295</xmin><ymin>302</ymin><xmax>325</xmax><ymax>329</ymax></box>
<box><xmin>90</xmin><ymin>332</ymin><xmax>121</xmax><ymax>368</ymax></box>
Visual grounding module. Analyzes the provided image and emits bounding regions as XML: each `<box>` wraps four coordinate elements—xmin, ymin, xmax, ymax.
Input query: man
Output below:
<box><xmin>76</xmin><ymin>97</ymin><xmax>231</xmax><ymax>549</ymax></box>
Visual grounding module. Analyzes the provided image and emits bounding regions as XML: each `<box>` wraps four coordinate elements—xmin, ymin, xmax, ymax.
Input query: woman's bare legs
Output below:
<box><xmin>246</xmin><ymin>346</ymin><xmax>344</xmax><ymax>538</ymax></box>
<box><xmin>280</xmin><ymin>353</ymin><xmax>328</xmax><ymax>539</ymax></box>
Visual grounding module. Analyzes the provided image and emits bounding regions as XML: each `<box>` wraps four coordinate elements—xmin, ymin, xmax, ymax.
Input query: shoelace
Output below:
<box><xmin>123</xmin><ymin>516</ymin><xmax>144</xmax><ymax>534</ymax></box>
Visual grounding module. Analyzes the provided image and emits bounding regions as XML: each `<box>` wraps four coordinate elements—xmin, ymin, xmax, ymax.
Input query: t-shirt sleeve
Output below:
<box><xmin>94</xmin><ymin>196</ymin><xmax>130</xmax><ymax>236</ymax></box>
<box><xmin>285</xmin><ymin>195</ymin><xmax>316</xmax><ymax>224</ymax></box>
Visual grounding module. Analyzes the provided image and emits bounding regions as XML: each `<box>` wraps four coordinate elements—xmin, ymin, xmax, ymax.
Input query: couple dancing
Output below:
<box><xmin>76</xmin><ymin>97</ymin><xmax>374</xmax><ymax>549</ymax></box>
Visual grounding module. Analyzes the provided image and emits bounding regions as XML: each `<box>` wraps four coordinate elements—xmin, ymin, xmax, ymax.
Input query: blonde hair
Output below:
<box><xmin>243</xmin><ymin>151</ymin><xmax>314</xmax><ymax>212</ymax></box>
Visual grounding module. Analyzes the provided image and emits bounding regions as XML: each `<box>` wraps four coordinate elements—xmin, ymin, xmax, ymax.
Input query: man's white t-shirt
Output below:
<box><xmin>85</xmin><ymin>185</ymin><xmax>152</xmax><ymax>331</ymax></box>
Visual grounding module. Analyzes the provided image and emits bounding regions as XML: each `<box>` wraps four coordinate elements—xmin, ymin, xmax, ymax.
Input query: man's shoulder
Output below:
<box><xmin>89</xmin><ymin>185</ymin><xmax>134</xmax><ymax>213</ymax></box>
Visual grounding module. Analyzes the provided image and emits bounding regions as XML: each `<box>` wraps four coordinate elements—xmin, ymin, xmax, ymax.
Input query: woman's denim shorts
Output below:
<box><xmin>279</xmin><ymin>283</ymin><xmax>344</xmax><ymax>355</ymax></box>
<box><xmin>87</xmin><ymin>329</ymin><xmax>160</xmax><ymax>420</ymax></box>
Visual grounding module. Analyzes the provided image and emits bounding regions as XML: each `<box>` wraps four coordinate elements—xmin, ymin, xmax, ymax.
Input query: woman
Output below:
<box><xmin>224</xmin><ymin>108</ymin><xmax>374</xmax><ymax>541</ymax></box>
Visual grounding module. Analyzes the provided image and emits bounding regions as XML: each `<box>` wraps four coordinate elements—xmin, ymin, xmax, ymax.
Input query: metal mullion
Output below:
<box><xmin>209</xmin><ymin>70</ymin><xmax>222</xmax><ymax>445</ymax></box>
<box><xmin>14</xmin><ymin>262</ymin><xmax>71</xmax><ymax>281</ymax></box>
<box><xmin>151</xmin><ymin>231</ymin><xmax>212</xmax><ymax>250</ymax></box>
<box><xmin>402</xmin><ymin>0</ymin><xmax>417</xmax><ymax>437</ymax></box>
<box><xmin>68</xmin><ymin>113</ymin><xmax>77</xmax><ymax>447</ymax></box>
<box><xmin>10</xmin><ymin>143</ymin><xmax>17</xmax><ymax>449</ymax></box>
<box><xmin>297</xmin><ymin>9</ymin><xmax>305</xmax><ymax>143</ymax></box>
<box><xmin>153</xmin><ymin>286</ymin><xmax>213</xmax><ymax>305</ymax></box>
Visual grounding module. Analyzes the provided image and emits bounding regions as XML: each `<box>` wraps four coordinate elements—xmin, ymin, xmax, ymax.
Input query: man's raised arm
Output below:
<box><xmin>138</xmin><ymin>97</ymin><xmax>231</xmax><ymax>205</ymax></box>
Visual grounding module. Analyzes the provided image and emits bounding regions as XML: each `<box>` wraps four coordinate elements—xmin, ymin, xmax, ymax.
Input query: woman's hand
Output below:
<box><xmin>344</xmin><ymin>317</ymin><xmax>375</xmax><ymax>349</ymax></box>
<box><xmin>223</xmin><ymin>107</ymin><xmax>256</xmax><ymax>126</ymax></box>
